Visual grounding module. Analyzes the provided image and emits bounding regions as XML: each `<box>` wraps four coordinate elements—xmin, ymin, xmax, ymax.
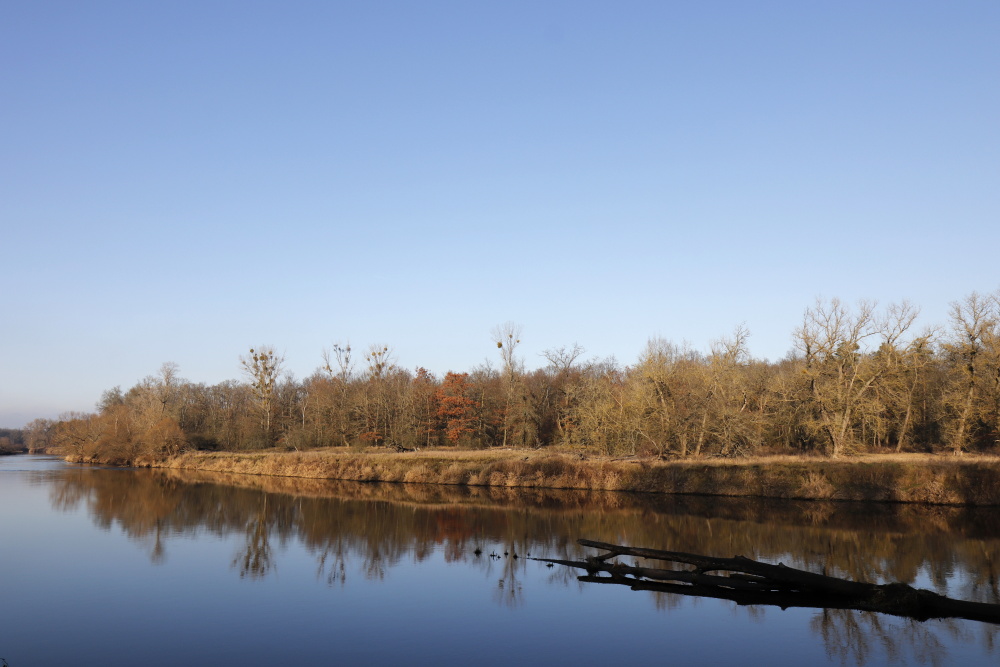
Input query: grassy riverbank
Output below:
<box><xmin>142</xmin><ymin>448</ymin><xmax>1000</xmax><ymax>506</ymax></box>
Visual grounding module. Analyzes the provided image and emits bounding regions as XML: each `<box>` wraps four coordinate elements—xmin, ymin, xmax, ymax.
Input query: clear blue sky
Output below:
<box><xmin>2</xmin><ymin>1</ymin><xmax>998</xmax><ymax>428</ymax></box>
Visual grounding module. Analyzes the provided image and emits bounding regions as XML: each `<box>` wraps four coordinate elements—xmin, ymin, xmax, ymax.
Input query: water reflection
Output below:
<box><xmin>44</xmin><ymin>465</ymin><xmax>1000</xmax><ymax>665</ymax></box>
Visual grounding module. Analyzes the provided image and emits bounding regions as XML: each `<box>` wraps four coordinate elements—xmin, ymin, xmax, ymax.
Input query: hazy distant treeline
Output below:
<box><xmin>0</xmin><ymin>428</ymin><xmax>26</xmax><ymax>453</ymax></box>
<box><xmin>23</xmin><ymin>292</ymin><xmax>1000</xmax><ymax>464</ymax></box>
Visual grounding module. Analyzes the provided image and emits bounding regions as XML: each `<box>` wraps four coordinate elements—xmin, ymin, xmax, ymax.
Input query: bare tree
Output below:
<box><xmin>322</xmin><ymin>342</ymin><xmax>354</xmax><ymax>381</ymax></box>
<box><xmin>705</xmin><ymin>325</ymin><xmax>757</xmax><ymax>457</ymax></box>
<box><xmin>363</xmin><ymin>344</ymin><xmax>396</xmax><ymax>381</ymax></box>
<box><xmin>795</xmin><ymin>299</ymin><xmax>919</xmax><ymax>456</ymax></box>
<box><xmin>491</xmin><ymin>322</ymin><xmax>524</xmax><ymax>447</ymax></box>
<box><xmin>542</xmin><ymin>343</ymin><xmax>585</xmax><ymax>373</ymax></box>
<box><xmin>542</xmin><ymin>344</ymin><xmax>586</xmax><ymax>445</ymax></box>
<box><xmin>240</xmin><ymin>346</ymin><xmax>285</xmax><ymax>443</ymax></box>
<box><xmin>356</xmin><ymin>344</ymin><xmax>403</xmax><ymax>448</ymax></box>
<box><xmin>313</xmin><ymin>342</ymin><xmax>356</xmax><ymax>447</ymax></box>
<box><xmin>491</xmin><ymin>322</ymin><xmax>523</xmax><ymax>381</ymax></box>
<box><xmin>944</xmin><ymin>292</ymin><xmax>1000</xmax><ymax>453</ymax></box>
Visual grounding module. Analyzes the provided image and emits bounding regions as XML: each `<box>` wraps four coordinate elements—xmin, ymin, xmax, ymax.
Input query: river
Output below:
<box><xmin>1</xmin><ymin>455</ymin><xmax>998</xmax><ymax>666</ymax></box>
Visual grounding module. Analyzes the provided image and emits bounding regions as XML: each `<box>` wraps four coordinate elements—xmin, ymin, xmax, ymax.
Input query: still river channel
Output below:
<box><xmin>1</xmin><ymin>455</ymin><xmax>999</xmax><ymax>666</ymax></box>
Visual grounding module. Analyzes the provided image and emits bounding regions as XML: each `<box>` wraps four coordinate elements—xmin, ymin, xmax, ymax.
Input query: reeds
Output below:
<box><xmin>149</xmin><ymin>449</ymin><xmax>1000</xmax><ymax>506</ymax></box>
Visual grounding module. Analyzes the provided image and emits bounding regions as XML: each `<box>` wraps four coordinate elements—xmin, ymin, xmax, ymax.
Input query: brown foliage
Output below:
<box><xmin>435</xmin><ymin>372</ymin><xmax>479</xmax><ymax>444</ymax></box>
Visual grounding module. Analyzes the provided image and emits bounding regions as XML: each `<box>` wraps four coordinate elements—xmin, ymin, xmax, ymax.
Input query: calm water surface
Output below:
<box><xmin>1</xmin><ymin>455</ymin><xmax>999</xmax><ymax>666</ymax></box>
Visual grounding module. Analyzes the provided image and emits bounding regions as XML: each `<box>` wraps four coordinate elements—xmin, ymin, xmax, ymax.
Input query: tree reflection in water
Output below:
<box><xmin>493</xmin><ymin>542</ymin><xmax>527</xmax><ymax>608</ymax></box>
<box><xmin>232</xmin><ymin>495</ymin><xmax>275</xmax><ymax>579</ymax></box>
<box><xmin>47</xmin><ymin>467</ymin><xmax>1000</xmax><ymax>664</ymax></box>
<box><xmin>813</xmin><ymin>610</ymin><xmax>959</xmax><ymax>667</ymax></box>
<box><xmin>315</xmin><ymin>541</ymin><xmax>348</xmax><ymax>586</ymax></box>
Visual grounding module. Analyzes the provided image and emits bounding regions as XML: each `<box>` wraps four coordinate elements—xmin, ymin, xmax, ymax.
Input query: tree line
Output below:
<box><xmin>22</xmin><ymin>292</ymin><xmax>1000</xmax><ymax>463</ymax></box>
<box><xmin>0</xmin><ymin>428</ymin><xmax>26</xmax><ymax>453</ymax></box>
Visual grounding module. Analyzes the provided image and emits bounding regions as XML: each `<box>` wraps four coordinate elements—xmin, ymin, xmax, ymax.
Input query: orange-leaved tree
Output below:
<box><xmin>435</xmin><ymin>372</ymin><xmax>480</xmax><ymax>445</ymax></box>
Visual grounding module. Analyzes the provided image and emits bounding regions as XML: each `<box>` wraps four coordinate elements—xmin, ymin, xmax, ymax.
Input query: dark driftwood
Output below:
<box><xmin>533</xmin><ymin>539</ymin><xmax>1000</xmax><ymax>625</ymax></box>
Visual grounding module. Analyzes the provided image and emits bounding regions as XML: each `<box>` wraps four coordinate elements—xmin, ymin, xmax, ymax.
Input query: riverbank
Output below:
<box><xmin>137</xmin><ymin>448</ymin><xmax>1000</xmax><ymax>506</ymax></box>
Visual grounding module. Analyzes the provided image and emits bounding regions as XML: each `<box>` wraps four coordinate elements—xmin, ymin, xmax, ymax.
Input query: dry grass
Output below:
<box><xmin>148</xmin><ymin>447</ymin><xmax>1000</xmax><ymax>506</ymax></box>
<box><xmin>798</xmin><ymin>471</ymin><xmax>836</xmax><ymax>499</ymax></box>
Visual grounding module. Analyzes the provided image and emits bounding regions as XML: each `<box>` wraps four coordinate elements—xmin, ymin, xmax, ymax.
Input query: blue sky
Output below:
<box><xmin>2</xmin><ymin>1</ymin><xmax>998</xmax><ymax>427</ymax></box>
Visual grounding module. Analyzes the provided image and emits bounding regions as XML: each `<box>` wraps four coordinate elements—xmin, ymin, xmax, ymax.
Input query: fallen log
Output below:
<box><xmin>533</xmin><ymin>539</ymin><xmax>1000</xmax><ymax>625</ymax></box>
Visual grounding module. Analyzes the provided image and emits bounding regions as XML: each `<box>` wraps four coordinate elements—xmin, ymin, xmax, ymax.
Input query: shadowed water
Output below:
<box><xmin>1</xmin><ymin>455</ymin><xmax>998</xmax><ymax>666</ymax></box>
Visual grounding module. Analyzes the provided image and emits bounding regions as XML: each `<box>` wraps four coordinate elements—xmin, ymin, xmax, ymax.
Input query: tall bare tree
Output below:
<box><xmin>541</xmin><ymin>344</ymin><xmax>586</xmax><ymax>446</ymax></box>
<box><xmin>240</xmin><ymin>346</ymin><xmax>285</xmax><ymax>444</ymax></box>
<box><xmin>704</xmin><ymin>325</ymin><xmax>759</xmax><ymax>456</ymax></box>
<box><xmin>491</xmin><ymin>322</ymin><xmax>524</xmax><ymax>447</ymax></box>
<box><xmin>357</xmin><ymin>344</ymin><xmax>404</xmax><ymax>447</ymax></box>
<box><xmin>943</xmin><ymin>291</ymin><xmax>1000</xmax><ymax>453</ymax></box>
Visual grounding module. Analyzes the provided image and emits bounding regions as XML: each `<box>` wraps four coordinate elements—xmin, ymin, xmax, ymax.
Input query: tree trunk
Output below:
<box><xmin>535</xmin><ymin>539</ymin><xmax>1000</xmax><ymax>626</ymax></box>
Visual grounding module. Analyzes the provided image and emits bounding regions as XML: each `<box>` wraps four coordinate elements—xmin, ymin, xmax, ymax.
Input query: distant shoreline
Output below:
<box><xmin>70</xmin><ymin>448</ymin><xmax>1000</xmax><ymax>506</ymax></box>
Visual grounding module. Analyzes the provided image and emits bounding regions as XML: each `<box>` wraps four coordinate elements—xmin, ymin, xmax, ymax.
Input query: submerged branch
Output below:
<box><xmin>533</xmin><ymin>539</ymin><xmax>1000</xmax><ymax>625</ymax></box>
